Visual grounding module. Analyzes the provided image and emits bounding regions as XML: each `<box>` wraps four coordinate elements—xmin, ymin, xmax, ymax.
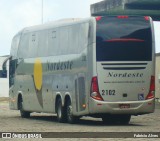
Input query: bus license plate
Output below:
<box><xmin>119</xmin><ymin>104</ymin><xmax>130</xmax><ymax>109</ymax></box>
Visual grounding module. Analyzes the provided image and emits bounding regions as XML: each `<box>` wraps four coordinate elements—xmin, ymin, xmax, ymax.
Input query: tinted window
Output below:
<box><xmin>48</xmin><ymin>29</ymin><xmax>59</xmax><ymax>56</ymax></box>
<box><xmin>38</xmin><ymin>31</ymin><xmax>48</xmax><ymax>57</ymax></box>
<box><xmin>28</xmin><ymin>32</ymin><xmax>38</xmax><ymax>58</ymax></box>
<box><xmin>96</xmin><ymin>16</ymin><xmax>152</xmax><ymax>61</ymax></box>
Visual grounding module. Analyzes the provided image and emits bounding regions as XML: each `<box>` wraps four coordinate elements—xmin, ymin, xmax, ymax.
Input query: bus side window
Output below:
<box><xmin>38</xmin><ymin>31</ymin><xmax>48</xmax><ymax>57</ymax></box>
<box><xmin>79</xmin><ymin>23</ymin><xmax>89</xmax><ymax>52</ymax></box>
<box><xmin>48</xmin><ymin>29</ymin><xmax>59</xmax><ymax>56</ymax></box>
<box><xmin>59</xmin><ymin>27</ymin><xmax>69</xmax><ymax>55</ymax></box>
<box><xmin>29</xmin><ymin>33</ymin><xmax>38</xmax><ymax>57</ymax></box>
<box><xmin>68</xmin><ymin>25</ymin><xmax>79</xmax><ymax>54</ymax></box>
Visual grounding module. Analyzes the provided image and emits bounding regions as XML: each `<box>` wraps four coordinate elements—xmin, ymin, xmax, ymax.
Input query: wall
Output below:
<box><xmin>0</xmin><ymin>57</ymin><xmax>9</xmax><ymax>97</ymax></box>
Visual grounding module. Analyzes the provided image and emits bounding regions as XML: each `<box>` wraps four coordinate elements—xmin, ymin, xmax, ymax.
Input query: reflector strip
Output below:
<box><xmin>117</xmin><ymin>16</ymin><xmax>128</xmax><ymax>19</ymax></box>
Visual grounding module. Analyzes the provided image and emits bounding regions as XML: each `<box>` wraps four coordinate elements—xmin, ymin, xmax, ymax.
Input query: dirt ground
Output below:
<box><xmin>0</xmin><ymin>97</ymin><xmax>9</xmax><ymax>102</ymax></box>
<box><xmin>0</xmin><ymin>97</ymin><xmax>160</xmax><ymax>141</ymax></box>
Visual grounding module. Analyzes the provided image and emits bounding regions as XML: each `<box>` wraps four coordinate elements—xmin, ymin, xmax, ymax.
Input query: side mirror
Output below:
<box><xmin>0</xmin><ymin>55</ymin><xmax>11</xmax><ymax>78</ymax></box>
<box><xmin>0</xmin><ymin>70</ymin><xmax>7</xmax><ymax>78</ymax></box>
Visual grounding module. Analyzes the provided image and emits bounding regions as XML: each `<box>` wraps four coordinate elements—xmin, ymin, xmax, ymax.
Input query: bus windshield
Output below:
<box><xmin>96</xmin><ymin>16</ymin><xmax>152</xmax><ymax>61</ymax></box>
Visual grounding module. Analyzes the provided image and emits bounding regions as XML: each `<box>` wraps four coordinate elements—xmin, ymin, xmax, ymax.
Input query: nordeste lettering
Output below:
<box><xmin>107</xmin><ymin>72</ymin><xmax>143</xmax><ymax>78</ymax></box>
<box><xmin>47</xmin><ymin>61</ymin><xmax>73</xmax><ymax>71</ymax></box>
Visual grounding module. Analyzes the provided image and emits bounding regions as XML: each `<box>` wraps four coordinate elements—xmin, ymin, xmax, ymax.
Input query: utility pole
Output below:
<box><xmin>42</xmin><ymin>0</ymin><xmax>43</xmax><ymax>24</ymax></box>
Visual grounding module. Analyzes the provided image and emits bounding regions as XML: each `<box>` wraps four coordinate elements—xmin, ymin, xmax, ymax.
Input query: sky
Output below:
<box><xmin>0</xmin><ymin>0</ymin><xmax>159</xmax><ymax>56</ymax></box>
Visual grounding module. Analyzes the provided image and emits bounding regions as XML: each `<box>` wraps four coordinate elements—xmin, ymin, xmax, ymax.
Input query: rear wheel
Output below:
<box><xmin>19</xmin><ymin>97</ymin><xmax>30</xmax><ymax>118</ymax></box>
<box><xmin>102</xmin><ymin>115</ymin><xmax>117</xmax><ymax>125</ymax></box>
<box><xmin>117</xmin><ymin>115</ymin><xmax>131</xmax><ymax>125</ymax></box>
<box><xmin>66</xmin><ymin>100</ymin><xmax>79</xmax><ymax>124</ymax></box>
<box><xmin>56</xmin><ymin>98</ymin><xmax>66</xmax><ymax>123</ymax></box>
<box><xmin>102</xmin><ymin>114</ymin><xmax>131</xmax><ymax>125</ymax></box>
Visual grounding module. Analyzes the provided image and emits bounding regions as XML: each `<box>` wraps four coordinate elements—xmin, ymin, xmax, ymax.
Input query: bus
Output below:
<box><xmin>4</xmin><ymin>16</ymin><xmax>155</xmax><ymax>124</ymax></box>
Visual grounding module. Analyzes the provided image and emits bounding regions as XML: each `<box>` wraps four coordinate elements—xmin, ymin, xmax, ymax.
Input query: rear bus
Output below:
<box><xmin>89</xmin><ymin>16</ymin><xmax>155</xmax><ymax>124</ymax></box>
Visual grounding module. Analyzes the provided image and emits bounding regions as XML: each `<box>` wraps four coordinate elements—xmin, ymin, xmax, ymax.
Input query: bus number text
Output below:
<box><xmin>102</xmin><ymin>90</ymin><xmax>116</xmax><ymax>96</ymax></box>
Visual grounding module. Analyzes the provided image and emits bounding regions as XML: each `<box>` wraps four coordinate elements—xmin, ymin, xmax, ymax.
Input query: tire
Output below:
<box><xmin>66</xmin><ymin>100</ymin><xmax>78</xmax><ymax>124</ymax></box>
<box><xmin>56</xmin><ymin>98</ymin><xmax>66</xmax><ymax>123</ymax></box>
<box><xmin>102</xmin><ymin>115</ymin><xmax>117</xmax><ymax>125</ymax></box>
<box><xmin>19</xmin><ymin>98</ymin><xmax>30</xmax><ymax>118</ymax></box>
<box><xmin>102</xmin><ymin>115</ymin><xmax>131</xmax><ymax>125</ymax></box>
<box><xmin>117</xmin><ymin>115</ymin><xmax>131</xmax><ymax>125</ymax></box>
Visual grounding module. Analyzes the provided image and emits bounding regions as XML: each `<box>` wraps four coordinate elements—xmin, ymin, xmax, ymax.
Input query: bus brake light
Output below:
<box><xmin>117</xmin><ymin>16</ymin><xmax>128</xmax><ymax>19</ymax></box>
<box><xmin>146</xmin><ymin>76</ymin><xmax>155</xmax><ymax>100</ymax></box>
<box><xmin>96</xmin><ymin>16</ymin><xmax>102</xmax><ymax>21</ymax></box>
<box><xmin>144</xmin><ymin>16</ymin><xmax>149</xmax><ymax>21</ymax></box>
<box><xmin>90</xmin><ymin>76</ymin><xmax>103</xmax><ymax>101</ymax></box>
<box><xmin>106</xmin><ymin>38</ymin><xmax>144</xmax><ymax>42</ymax></box>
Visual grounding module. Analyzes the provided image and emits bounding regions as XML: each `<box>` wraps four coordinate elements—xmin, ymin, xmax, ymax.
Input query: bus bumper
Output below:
<box><xmin>89</xmin><ymin>98</ymin><xmax>155</xmax><ymax>115</ymax></box>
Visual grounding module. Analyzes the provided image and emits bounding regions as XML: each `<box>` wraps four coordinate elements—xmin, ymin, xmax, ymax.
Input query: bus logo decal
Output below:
<box><xmin>33</xmin><ymin>58</ymin><xmax>43</xmax><ymax>108</ymax></box>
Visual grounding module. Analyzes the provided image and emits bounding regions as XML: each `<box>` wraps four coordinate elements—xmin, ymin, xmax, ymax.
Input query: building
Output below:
<box><xmin>156</xmin><ymin>53</ymin><xmax>160</xmax><ymax>99</ymax></box>
<box><xmin>91</xmin><ymin>0</ymin><xmax>160</xmax><ymax>20</ymax></box>
<box><xmin>0</xmin><ymin>56</ymin><xmax>9</xmax><ymax>97</ymax></box>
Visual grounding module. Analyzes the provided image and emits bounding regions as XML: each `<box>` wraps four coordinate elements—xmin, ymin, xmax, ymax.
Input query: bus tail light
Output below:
<box><xmin>146</xmin><ymin>76</ymin><xmax>155</xmax><ymax>100</ymax></box>
<box><xmin>96</xmin><ymin>16</ymin><xmax>102</xmax><ymax>21</ymax></box>
<box><xmin>144</xmin><ymin>16</ymin><xmax>149</xmax><ymax>21</ymax></box>
<box><xmin>90</xmin><ymin>76</ymin><xmax>103</xmax><ymax>101</ymax></box>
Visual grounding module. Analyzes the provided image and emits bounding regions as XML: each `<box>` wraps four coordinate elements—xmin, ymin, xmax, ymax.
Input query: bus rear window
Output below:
<box><xmin>96</xmin><ymin>16</ymin><xmax>152</xmax><ymax>61</ymax></box>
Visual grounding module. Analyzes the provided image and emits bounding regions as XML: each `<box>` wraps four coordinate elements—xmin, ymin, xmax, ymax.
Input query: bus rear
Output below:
<box><xmin>89</xmin><ymin>16</ymin><xmax>155</xmax><ymax>123</ymax></box>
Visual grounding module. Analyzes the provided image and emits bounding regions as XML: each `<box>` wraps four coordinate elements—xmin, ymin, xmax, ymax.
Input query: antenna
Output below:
<box><xmin>42</xmin><ymin>0</ymin><xmax>43</xmax><ymax>24</ymax></box>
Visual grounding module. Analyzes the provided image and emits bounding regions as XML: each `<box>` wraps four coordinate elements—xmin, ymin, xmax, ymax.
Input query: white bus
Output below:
<box><xmin>3</xmin><ymin>16</ymin><xmax>155</xmax><ymax>124</ymax></box>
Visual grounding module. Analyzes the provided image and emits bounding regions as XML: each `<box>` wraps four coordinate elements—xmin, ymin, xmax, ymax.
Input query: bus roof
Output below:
<box><xmin>22</xmin><ymin>17</ymin><xmax>94</xmax><ymax>34</ymax></box>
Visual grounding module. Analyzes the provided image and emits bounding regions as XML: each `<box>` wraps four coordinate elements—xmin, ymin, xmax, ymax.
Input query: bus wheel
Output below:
<box><xmin>56</xmin><ymin>98</ymin><xmax>66</xmax><ymax>123</ymax></box>
<box><xmin>19</xmin><ymin>98</ymin><xmax>30</xmax><ymax>118</ymax></box>
<box><xmin>102</xmin><ymin>115</ymin><xmax>131</xmax><ymax>125</ymax></box>
<box><xmin>117</xmin><ymin>115</ymin><xmax>131</xmax><ymax>125</ymax></box>
<box><xmin>102</xmin><ymin>115</ymin><xmax>116</xmax><ymax>125</ymax></box>
<box><xmin>66</xmin><ymin>100</ymin><xmax>78</xmax><ymax>124</ymax></box>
